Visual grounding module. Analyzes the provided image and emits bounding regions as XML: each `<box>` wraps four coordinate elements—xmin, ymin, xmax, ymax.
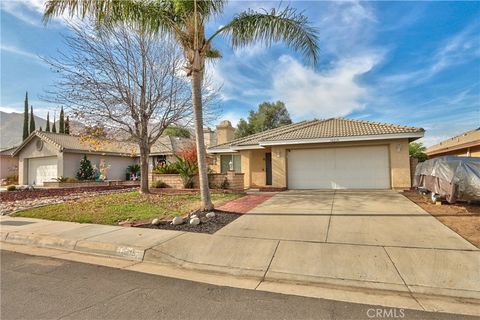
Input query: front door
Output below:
<box><xmin>265</xmin><ymin>152</ymin><xmax>272</xmax><ymax>185</ymax></box>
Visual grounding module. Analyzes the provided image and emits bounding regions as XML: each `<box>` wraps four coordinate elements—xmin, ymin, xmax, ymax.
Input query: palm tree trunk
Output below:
<box><xmin>139</xmin><ymin>142</ymin><xmax>150</xmax><ymax>194</ymax></box>
<box><xmin>191</xmin><ymin>69</ymin><xmax>213</xmax><ymax>211</ymax></box>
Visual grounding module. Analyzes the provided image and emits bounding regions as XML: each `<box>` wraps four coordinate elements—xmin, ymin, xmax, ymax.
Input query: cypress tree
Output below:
<box><xmin>65</xmin><ymin>116</ymin><xmax>70</xmax><ymax>135</ymax></box>
<box><xmin>59</xmin><ymin>106</ymin><xmax>65</xmax><ymax>133</ymax></box>
<box><xmin>29</xmin><ymin>106</ymin><xmax>36</xmax><ymax>134</ymax></box>
<box><xmin>45</xmin><ymin>112</ymin><xmax>50</xmax><ymax>132</ymax></box>
<box><xmin>23</xmin><ymin>92</ymin><xmax>29</xmax><ymax>140</ymax></box>
<box><xmin>52</xmin><ymin>113</ymin><xmax>57</xmax><ymax>133</ymax></box>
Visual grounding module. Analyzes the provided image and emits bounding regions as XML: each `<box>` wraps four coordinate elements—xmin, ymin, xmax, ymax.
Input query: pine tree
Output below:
<box><xmin>29</xmin><ymin>106</ymin><xmax>36</xmax><ymax>134</ymax></box>
<box><xmin>52</xmin><ymin>113</ymin><xmax>57</xmax><ymax>133</ymax></box>
<box><xmin>59</xmin><ymin>107</ymin><xmax>65</xmax><ymax>133</ymax></box>
<box><xmin>23</xmin><ymin>92</ymin><xmax>29</xmax><ymax>140</ymax></box>
<box><xmin>65</xmin><ymin>116</ymin><xmax>70</xmax><ymax>135</ymax></box>
<box><xmin>76</xmin><ymin>155</ymin><xmax>95</xmax><ymax>180</ymax></box>
<box><xmin>45</xmin><ymin>112</ymin><xmax>50</xmax><ymax>132</ymax></box>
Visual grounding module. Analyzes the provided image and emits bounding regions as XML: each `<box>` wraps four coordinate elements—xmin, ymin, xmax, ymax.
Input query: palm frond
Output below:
<box><xmin>205</xmin><ymin>47</ymin><xmax>222</xmax><ymax>58</ymax></box>
<box><xmin>172</xmin><ymin>0</ymin><xmax>227</xmax><ymax>19</ymax></box>
<box><xmin>208</xmin><ymin>6</ymin><xmax>319</xmax><ymax>65</ymax></box>
<box><xmin>43</xmin><ymin>0</ymin><xmax>182</xmax><ymax>37</ymax></box>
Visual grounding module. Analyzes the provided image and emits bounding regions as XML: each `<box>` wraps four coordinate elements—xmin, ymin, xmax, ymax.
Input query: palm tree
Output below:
<box><xmin>44</xmin><ymin>0</ymin><xmax>319</xmax><ymax>211</ymax></box>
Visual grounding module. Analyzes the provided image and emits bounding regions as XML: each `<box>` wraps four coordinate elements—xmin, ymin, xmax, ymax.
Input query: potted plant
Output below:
<box><xmin>127</xmin><ymin>164</ymin><xmax>141</xmax><ymax>181</ymax></box>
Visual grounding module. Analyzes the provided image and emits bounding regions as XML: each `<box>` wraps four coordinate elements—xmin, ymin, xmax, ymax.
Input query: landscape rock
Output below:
<box><xmin>206</xmin><ymin>212</ymin><xmax>215</xmax><ymax>218</ymax></box>
<box><xmin>190</xmin><ymin>214</ymin><xmax>198</xmax><ymax>219</ymax></box>
<box><xmin>189</xmin><ymin>217</ymin><xmax>200</xmax><ymax>225</ymax></box>
<box><xmin>151</xmin><ymin>218</ymin><xmax>160</xmax><ymax>225</ymax></box>
<box><xmin>171</xmin><ymin>216</ymin><xmax>184</xmax><ymax>225</ymax></box>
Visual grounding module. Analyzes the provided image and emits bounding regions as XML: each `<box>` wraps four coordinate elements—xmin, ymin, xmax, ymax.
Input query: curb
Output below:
<box><xmin>1</xmin><ymin>233</ymin><xmax>480</xmax><ymax>317</ymax></box>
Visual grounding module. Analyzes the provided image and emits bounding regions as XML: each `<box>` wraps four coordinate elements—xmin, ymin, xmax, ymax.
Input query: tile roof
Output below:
<box><xmin>208</xmin><ymin>118</ymin><xmax>424</xmax><ymax>152</ymax></box>
<box><xmin>426</xmin><ymin>127</ymin><xmax>480</xmax><ymax>155</ymax></box>
<box><xmin>13</xmin><ymin>131</ymin><xmax>192</xmax><ymax>156</ymax></box>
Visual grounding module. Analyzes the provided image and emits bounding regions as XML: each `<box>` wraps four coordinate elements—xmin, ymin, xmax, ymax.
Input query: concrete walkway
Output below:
<box><xmin>1</xmin><ymin>190</ymin><xmax>479</xmax><ymax>317</ymax></box>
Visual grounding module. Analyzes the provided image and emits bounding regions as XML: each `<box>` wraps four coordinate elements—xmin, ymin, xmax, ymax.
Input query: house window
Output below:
<box><xmin>154</xmin><ymin>155</ymin><xmax>167</xmax><ymax>166</ymax></box>
<box><xmin>220</xmin><ymin>155</ymin><xmax>241</xmax><ymax>173</ymax></box>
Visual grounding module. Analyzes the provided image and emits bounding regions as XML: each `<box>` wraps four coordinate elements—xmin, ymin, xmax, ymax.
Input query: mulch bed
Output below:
<box><xmin>1</xmin><ymin>185</ymin><xmax>138</xmax><ymax>202</ymax></box>
<box><xmin>403</xmin><ymin>190</ymin><xmax>480</xmax><ymax>248</ymax></box>
<box><xmin>135</xmin><ymin>210</ymin><xmax>242</xmax><ymax>234</ymax></box>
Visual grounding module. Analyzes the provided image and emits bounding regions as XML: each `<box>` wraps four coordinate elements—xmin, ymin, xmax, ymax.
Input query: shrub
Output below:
<box><xmin>174</xmin><ymin>155</ymin><xmax>198</xmax><ymax>189</ymax></box>
<box><xmin>220</xmin><ymin>177</ymin><xmax>230</xmax><ymax>190</ymax></box>
<box><xmin>151</xmin><ymin>180</ymin><xmax>168</xmax><ymax>188</ymax></box>
<box><xmin>127</xmin><ymin>164</ymin><xmax>141</xmax><ymax>175</ymax></box>
<box><xmin>55</xmin><ymin>176</ymin><xmax>69</xmax><ymax>182</ymax></box>
<box><xmin>6</xmin><ymin>185</ymin><xmax>16</xmax><ymax>191</ymax></box>
<box><xmin>153</xmin><ymin>162</ymin><xmax>179</xmax><ymax>174</ymax></box>
<box><xmin>177</xmin><ymin>142</ymin><xmax>197</xmax><ymax>164</ymax></box>
<box><xmin>76</xmin><ymin>155</ymin><xmax>96</xmax><ymax>180</ymax></box>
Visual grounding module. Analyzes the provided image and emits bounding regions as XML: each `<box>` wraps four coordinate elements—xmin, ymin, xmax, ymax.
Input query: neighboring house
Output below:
<box><xmin>208</xmin><ymin>118</ymin><xmax>424</xmax><ymax>190</ymax></box>
<box><xmin>0</xmin><ymin>146</ymin><xmax>19</xmax><ymax>180</ymax></box>
<box><xmin>426</xmin><ymin>128</ymin><xmax>480</xmax><ymax>158</ymax></box>
<box><xmin>13</xmin><ymin>131</ymin><xmax>192</xmax><ymax>186</ymax></box>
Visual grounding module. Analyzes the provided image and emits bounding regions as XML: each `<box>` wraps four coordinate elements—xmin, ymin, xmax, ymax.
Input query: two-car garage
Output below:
<box><xmin>287</xmin><ymin>145</ymin><xmax>390</xmax><ymax>189</ymax></box>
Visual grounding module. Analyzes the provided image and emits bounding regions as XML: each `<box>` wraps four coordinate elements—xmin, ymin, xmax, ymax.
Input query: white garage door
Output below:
<box><xmin>28</xmin><ymin>157</ymin><xmax>58</xmax><ymax>185</ymax></box>
<box><xmin>287</xmin><ymin>146</ymin><xmax>390</xmax><ymax>189</ymax></box>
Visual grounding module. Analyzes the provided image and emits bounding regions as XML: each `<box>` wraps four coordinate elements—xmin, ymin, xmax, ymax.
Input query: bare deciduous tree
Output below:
<box><xmin>44</xmin><ymin>23</ymin><xmax>213</xmax><ymax>193</ymax></box>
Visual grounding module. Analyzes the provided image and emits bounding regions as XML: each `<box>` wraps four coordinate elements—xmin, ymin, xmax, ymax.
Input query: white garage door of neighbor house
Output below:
<box><xmin>287</xmin><ymin>146</ymin><xmax>390</xmax><ymax>189</ymax></box>
<box><xmin>28</xmin><ymin>157</ymin><xmax>58</xmax><ymax>185</ymax></box>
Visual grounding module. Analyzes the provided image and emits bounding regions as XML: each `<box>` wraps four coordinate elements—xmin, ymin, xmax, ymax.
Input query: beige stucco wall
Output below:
<box><xmin>63</xmin><ymin>153</ymin><xmax>136</xmax><ymax>180</ymax></box>
<box><xmin>217</xmin><ymin>138</ymin><xmax>412</xmax><ymax>190</ymax></box>
<box><xmin>0</xmin><ymin>155</ymin><xmax>19</xmax><ymax>179</ymax></box>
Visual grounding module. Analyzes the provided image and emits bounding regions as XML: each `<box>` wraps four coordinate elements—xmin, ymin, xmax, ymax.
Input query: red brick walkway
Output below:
<box><xmin>217</xmin><ymin>194</ymin><xmax>273</xmax><ymax>214</ymax></box>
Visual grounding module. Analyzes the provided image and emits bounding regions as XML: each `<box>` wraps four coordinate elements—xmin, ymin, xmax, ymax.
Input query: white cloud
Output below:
<box><xmin>270</xmin><ymin>54</ymin><xmax>380</xmax><ymax>119</ymax></box>
<box><xmin>1</xmin><ymin>0</ymin><xmax>78</xmax><ymax>27</ymax></box>
<box><xmin>382</xmin><ymin>21</ymin><xmax>480</xmax><ymax>86</ymax></box>
<box><xmin>0</xmin><ymin>44</ymin><xmax>45</xmax><ymax>64</ymax></box>
<box><xmin>316</xmin><ymin>1</ymin><xmax>377</xmax><ymax>54</ymax></box>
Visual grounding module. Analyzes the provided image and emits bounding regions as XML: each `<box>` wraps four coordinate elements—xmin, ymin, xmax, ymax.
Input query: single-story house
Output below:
<box><xmin>426</xmin><ymin>128</ymin><xmax>480</xmax><ymax>158</ymax></box>
<box><xmin>208</xmin><ymin>118</ymin><xmax>424</xmax><ymax>190</ymax></box>
<box><xmin>0</xmin><ymin>146</ymin><xmax>19</xmax><ymax>180</ymax></box>
<box><xmin>13</xmin><ymin>131</ymin><xmax>193</xmax><ymax>185</ymax></box>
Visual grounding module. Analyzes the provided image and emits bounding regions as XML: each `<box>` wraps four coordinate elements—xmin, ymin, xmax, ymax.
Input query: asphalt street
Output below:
<box><xmin>0</xmin><ymin>250</ymin><xmax>474</xmax><ymax>320</ymax></box>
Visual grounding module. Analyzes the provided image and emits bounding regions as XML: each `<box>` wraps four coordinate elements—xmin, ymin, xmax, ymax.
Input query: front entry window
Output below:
<box><xmin>220</xmin><ymin>155</ymin><xmax>241</xmax><ymax>173</ymax></box>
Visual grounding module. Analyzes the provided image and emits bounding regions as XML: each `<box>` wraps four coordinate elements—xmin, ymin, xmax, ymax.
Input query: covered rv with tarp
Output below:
<box><xmin>413</xmin><ymin>156</ymin><xmax>480</xmax><ymax>203</ymax></box>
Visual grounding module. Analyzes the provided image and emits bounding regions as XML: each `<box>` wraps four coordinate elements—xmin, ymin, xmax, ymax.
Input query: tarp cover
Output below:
<box><xmin>414</xmin><ymin>156</ymin><xmax>480</xmax><ymax>201</ymax></box>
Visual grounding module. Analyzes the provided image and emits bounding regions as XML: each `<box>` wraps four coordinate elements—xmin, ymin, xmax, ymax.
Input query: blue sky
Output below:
<box><xmin>1</xmin><ymin>1</ymin><xmax>479</xmax><ymax>146</ymax></box>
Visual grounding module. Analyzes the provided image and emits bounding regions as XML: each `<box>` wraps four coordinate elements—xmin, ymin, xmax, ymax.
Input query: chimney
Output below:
<box><xmin>216</xmin><ymin>120</ymin><xmax>235</xmax><ymax>145</ymax></box>
<box><xmin>203</xmin><ymin>127</ymin><xmax>216</xmax><ymax>147</ymax></box>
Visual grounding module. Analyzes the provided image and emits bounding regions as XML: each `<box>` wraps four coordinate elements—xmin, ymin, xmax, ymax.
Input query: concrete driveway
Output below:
<box><xmin>216</xmin><ymin>190</ymin><xmax>480</xmax><ymax>314</ymax></box>
<box><xmin>217</xmin><ymin>190</ymin><xmax>476</xmax><ymax>250</ymax></box>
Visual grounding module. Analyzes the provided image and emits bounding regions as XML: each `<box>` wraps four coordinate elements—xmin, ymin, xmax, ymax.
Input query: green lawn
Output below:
<box><xmin>14</xmin><ymin>191</ymin><xmax>244</xmax><ymax>225</ymax></box>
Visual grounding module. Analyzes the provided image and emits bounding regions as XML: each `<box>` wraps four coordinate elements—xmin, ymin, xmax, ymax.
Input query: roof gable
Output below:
<box><xmin>13</xmin><ymin>131</ymin><xmax>193</xmax><ymax>156</ymax></box>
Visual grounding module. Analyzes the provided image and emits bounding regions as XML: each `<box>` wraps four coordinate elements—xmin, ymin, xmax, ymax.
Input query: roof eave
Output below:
<box><xmin>62</xmin><ymin>149</ymin><xmax>138</xmax><ymax>157</ymax></box>
<box><xmin>259</xmin><ymin>132</ymin><xmax>425</xmax><ymax>146</ymax></box>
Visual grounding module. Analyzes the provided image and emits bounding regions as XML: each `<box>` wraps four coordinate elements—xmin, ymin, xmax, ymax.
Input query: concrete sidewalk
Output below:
<box><xmin>1</xmin><ymin>215</ymin><xmax>479</xmax><ymax>317</ymax></box>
